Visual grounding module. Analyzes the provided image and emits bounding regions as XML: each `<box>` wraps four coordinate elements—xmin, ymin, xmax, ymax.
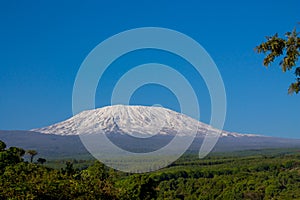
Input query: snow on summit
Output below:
<box><xmin>31</xmin><ymin>105</ymin><xmax>256</xmax><ymax>138</ymax></box>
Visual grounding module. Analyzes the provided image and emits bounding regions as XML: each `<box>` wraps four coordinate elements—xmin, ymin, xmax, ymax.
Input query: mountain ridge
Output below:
<box><xmin>3</xmin><ymin>105</ymin><xmax>298</xmax><ymax>159</ymax></box>
<box><xmin>31</xmin><ymin>105</ymin><xmax>260</xmax><ymax>138</ymax></box>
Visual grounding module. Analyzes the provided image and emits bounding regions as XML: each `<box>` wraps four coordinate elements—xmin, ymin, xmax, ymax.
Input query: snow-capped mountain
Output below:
<box><xmin>2</xmin><ymin>105</ymin><xmax>300</xmax><ymax>158</ymax></box>
<box><xmin>31</xmin><ymin>105</ymin><xmax>256</xmax><ymax>138</ymax></box>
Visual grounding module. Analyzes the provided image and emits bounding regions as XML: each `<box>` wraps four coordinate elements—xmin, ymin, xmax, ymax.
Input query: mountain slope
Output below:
<box><xmin>31</xmin><ymin>105</ymin><xmax>255</xmax><ymax>138</ymax></box>
<box><xmin>1</xmin><ymin>130</ymin><xmax>300</xmax><ymax>159</ymax></box>
<box><xmin>1</xmin><ymin>105</ymin><xmax>300</xmax><ymax>159</ymax></box>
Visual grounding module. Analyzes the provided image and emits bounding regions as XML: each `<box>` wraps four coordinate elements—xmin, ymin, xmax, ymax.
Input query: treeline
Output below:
<box><xmin>0</xmin><ymin>140</ymin><xmax>118</xmax><ymax>199</ymax></box>
<box><xmin>1</xmin><ymin>140</ymin><xmax>300</xmax><ymax>199</ymax></box>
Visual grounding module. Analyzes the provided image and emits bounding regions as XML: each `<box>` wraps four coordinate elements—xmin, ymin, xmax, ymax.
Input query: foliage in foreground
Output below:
<box><xmin>255</xmin><ymin>26</ymin><xmax>300</xmax><ymax>94</ymax></box>
<box><xmin>1</xmin><ymin>140</ymin><xmax>300</xmax><ymax>199</ymax></box>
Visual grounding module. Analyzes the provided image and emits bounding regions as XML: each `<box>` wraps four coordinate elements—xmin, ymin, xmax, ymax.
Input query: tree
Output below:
<box><xmin>37</xmin><ymin>158</ymin><xmax>46</xmax><ymax>165</ymax></box>
<box><xmin>0</xmin><ymin>144</ymin><xmax>25</xmax><ymax>170</ymax></box>
<box><xmin>255</xmin><ymin>27</ymin><xmax>300</xmax><ymax>94</ymax></box>
<box><xmin>27</xmin><ymin>150</ymin><xmax>38</xmax><ymax>163</ymax></box>
<box><xmin>64</xmin><ymin>161</ymin><xmax>75</xmax><ymax>175</ymax></box>
<box><xmin>0</xmin><ymin>140</ymin><xmax>6</xmax><ymax>151</ymax></box>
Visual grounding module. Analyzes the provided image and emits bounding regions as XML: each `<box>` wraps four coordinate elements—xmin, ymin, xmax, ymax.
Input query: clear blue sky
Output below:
<box><xmin>0</xmin><ymin>0</ymin><xmax>299</xmax><ymax>138</ymax></box>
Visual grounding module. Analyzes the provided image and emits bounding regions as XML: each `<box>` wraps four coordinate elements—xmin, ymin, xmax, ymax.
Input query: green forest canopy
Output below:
<box><xmin>1</xmin><ymin>140</ymin><xmax>300</xmax><ymax>199</ymax></box>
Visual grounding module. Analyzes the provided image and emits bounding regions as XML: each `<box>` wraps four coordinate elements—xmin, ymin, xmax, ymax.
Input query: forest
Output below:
<box><xmin>1</xmin><ymin>140</ymin><xmax>300</xmax><ymax>200</ymax></box>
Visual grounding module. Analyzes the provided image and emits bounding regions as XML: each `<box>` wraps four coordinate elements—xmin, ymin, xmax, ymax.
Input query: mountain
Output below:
<box><xmin>1</xmin><ymin>105</ymin><xmax>300</xmax><ymax>159</ymax></box>
<box><xmin>31</xmin><ymin>105</ymin><xmax>255</xmax><ymax>138</ymax></box>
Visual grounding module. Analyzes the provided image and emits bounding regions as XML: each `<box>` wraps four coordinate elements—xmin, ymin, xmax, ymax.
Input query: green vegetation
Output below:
<box><xmin>1</xmin><ymin>140</ymin><xmax>300</xmax><ymax>199</ymax></box>
<box><xmin>26</xmin><ymin>150</ymin><xmax>38</xmax><ymax>163</ymax></box>
<box><xmin>255</xmin><ymin>26</ymin><xmax>300</xmax><ymax>94</ymax></box>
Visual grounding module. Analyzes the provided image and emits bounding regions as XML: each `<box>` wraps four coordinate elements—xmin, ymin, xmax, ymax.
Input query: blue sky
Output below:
<box><xmin>0</xmin><ymin>0</ymin><xmax>299</xmax><ymax>138</ymax></box>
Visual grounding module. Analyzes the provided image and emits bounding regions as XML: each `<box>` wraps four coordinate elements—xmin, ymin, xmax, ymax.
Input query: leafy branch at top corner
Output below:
<box><xmin>255</xmin><ymin>26</ymin><xmax>300</xmax><ymax>94</ymax></box>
